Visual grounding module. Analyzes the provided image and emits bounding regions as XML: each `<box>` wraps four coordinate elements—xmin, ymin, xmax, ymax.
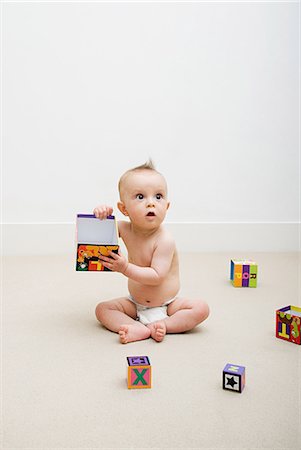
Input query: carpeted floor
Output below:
<box><xmin>2</xmin><ymin>252</ymin><xmax>300</xmax><ymax>449</ymax></box>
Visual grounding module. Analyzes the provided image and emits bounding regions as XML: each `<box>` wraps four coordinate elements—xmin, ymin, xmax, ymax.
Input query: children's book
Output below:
<box><xmin>76</xmin><ymin>214</ymin><xmax>119</xmax><ymax>271</ymax></box>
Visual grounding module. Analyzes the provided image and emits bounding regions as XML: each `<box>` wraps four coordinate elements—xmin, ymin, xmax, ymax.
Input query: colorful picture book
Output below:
<box><xmin>76</xmin><ymin>214</ymin><xmax>119</xmax><ymax>271</ymax></box>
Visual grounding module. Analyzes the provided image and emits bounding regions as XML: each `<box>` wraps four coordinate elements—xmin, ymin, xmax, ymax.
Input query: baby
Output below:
<box><xmin>94</xmin><ymin>160</ymin><xmax>209</xmax><ymax>343</ymax></box>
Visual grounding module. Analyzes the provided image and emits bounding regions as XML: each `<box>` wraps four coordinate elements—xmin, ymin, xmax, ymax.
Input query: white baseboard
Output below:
<box><xmin>1</xmin><ymin>222</ymin><xmax>300</xmax><ymax>255</ymax></box>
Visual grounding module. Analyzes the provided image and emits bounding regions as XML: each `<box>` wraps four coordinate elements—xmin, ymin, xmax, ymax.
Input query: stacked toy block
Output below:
<box><xmin>276</xmin><ymin>305</ymin><xmax>301</xmax><ymax>345</ymax></box>
<box><xmin>230</xmin><ymin>259</ymin><xmax>257</xmax><ymax>287</ymax></box>
<box><xmin>223</xmin><ymin>364</ymin><xmax>245</xmax><ymax>393</ymax></box>
<box><xmin>127</xmin><ymin>356</ymin><xmax>152</xmax><ymax>389</ymax></box>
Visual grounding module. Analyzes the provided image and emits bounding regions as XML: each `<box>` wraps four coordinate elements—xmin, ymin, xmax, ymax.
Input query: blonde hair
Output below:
<box><xmin>118</xmin><ymin>159</ymin><xmax>158</xmax><ymax>194</ymax></box>
<box><xmin>131</xmin><ymin>159</ymin><xmax>156</xmax><ymax>171</ymax></box>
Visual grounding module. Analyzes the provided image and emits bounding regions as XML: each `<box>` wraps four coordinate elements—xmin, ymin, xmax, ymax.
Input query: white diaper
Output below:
<box><xmin>128</xmin><ymin>295</ymin><xmax>176</xmax><ymax>325</ymax></box>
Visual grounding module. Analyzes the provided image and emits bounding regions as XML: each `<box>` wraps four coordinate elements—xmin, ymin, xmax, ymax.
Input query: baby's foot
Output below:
<box><xmin>118</xmin><ymin>324</ymin><xmax>151</xmax><ymax>344</ymax></box>
<box><xmin>148</xmin><ymin>321</ymin><xmax>167</xmax><ymax>342</ymax></box>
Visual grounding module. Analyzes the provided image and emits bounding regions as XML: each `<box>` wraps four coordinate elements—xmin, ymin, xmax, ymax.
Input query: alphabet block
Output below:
<box><xmin>223</xmin><ymin>364</ymin><xmax>245</xmax><ymax>393</ymax></box>
<box><xmin>127</xmin><ymin>356</ymin><xmax>152</xmax><ymax>389</ymax></box>
<box><xmin>230</xmin><ymin>259</ymin><xmax>257</xmax><ymax>287</ymax></box>
<box><xmin>276</xmin><ymin>305</ymin><xmax>301</xmax><ymax>345</ymax></box>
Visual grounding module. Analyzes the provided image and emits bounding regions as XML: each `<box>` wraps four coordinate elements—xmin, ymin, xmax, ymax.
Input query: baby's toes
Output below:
<box><xmin>118</xmin><ymin>326</ymin><xmax>128</xmax><ymax>343</ymax></box>
<box><xmin>119</xmin><ymin>325</ymin><xmax>128</xmax><ymax>334</ymax></box>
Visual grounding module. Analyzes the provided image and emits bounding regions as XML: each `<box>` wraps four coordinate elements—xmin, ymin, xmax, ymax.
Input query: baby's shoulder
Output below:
<box><xmin>117</xmin><ymin>220</ymin><xmax>130</xmax><ymax>237</ymax></box>
<box><xmin>156</xmin><ymin>226</ymin><xmax>176</xmax><ymax>248</ymax></box>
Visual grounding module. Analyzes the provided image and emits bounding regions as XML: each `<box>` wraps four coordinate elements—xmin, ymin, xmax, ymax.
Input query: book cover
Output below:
<box><xmin>76</xmin><ymin>214</ymin><xmax>119</xmax><ymax>271</ymax></box>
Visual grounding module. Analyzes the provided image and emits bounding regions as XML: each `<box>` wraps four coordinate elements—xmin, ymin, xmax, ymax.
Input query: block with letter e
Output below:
<box><xmin>127</xmin><ymin>356</ymin><xmax>152</xmax><ymax>389</ymax></box>
<box><xmin>76</xmin><ymin>214</ymin><xmax>119</xmax><ymax>271</ymax></box>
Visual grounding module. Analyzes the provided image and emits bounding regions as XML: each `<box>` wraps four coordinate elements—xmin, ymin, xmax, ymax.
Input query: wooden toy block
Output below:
<box><xmin>276</xmin><ymin>305</ymin><xmax>301</xmax><ymax>345</ymax></box>
<box><xmin>223</xmin><ymin>364</ymin><xmax>245</xmax><ymax>393</ymax></box>
<box><xmin>230</xmin><ymin>259</ymin><xmax>257</xmax><ymax>287</ymax></box>
<box><xmin>76</xmin><ymin>214</ymin><xmax>119</xmax><ymax>271</ymax></box>
<box><xmin>127</xmin><ymin>356</ymin><xmax>152</xmax><ymax>389</ymax></box>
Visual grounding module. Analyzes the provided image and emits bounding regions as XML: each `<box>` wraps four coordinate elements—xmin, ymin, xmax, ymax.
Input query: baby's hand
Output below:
<box><xmin>99</xmin><ymin>250</ymin><xmax>128</xmax><ymax>274</ymax></box>
<box><xmin>93</xmin><ymin>205</ymin><xmax>113</xmax><ymax>220</ymax></box>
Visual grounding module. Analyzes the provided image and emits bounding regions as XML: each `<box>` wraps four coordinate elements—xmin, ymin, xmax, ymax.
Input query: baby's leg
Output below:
<box><xmin>164</xmin><ymin>297</ymin><xmax>210</xmax><ymax>333</ymax></box>
<box><xmin>95</xmin><ymin>297</ymin><xmax>151</xmax><ymax>343</ymax></box>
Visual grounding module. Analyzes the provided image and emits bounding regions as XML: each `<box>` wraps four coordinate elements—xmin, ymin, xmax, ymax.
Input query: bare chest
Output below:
<box><xmin>121</xmin><ymin>232</ymin><xmax>157</xmax><ymax>267</ymax></box>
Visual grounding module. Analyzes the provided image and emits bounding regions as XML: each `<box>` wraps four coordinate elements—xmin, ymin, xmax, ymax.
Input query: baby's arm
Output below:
<box><xmin>99</xmin><ymin>235</ymin><xmax>175</xmax><ymax>286</ymax></box>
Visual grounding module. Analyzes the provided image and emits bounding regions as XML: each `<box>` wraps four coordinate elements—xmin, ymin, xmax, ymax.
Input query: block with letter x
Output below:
<box><xmin>127</xmin><ymin>356</ymin><xmax>152</xmax><ymax>389</ymax></box>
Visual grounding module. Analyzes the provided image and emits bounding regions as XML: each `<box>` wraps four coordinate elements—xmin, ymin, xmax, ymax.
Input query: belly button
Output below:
<box><xmin>146</xmin><ymin>300</ymin><xmax>150</xmax><ymax>303</ymax></box>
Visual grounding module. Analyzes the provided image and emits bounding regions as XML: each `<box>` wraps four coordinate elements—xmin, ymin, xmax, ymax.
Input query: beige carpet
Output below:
<box><xmin>2</xmin><ymin>252</ymin><xmax>300</xmax><ymax>449</ymax></box>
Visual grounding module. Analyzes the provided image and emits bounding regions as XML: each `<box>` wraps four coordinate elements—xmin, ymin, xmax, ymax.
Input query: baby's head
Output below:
<box><xmin>118</xmin><ymin>159</ymin><xmax>166</xmax><ymax>197</ymax></box>
<box><xmin>117</xmin><ymin>160</ymin><xmax>170</xmax><ymax>228</ymax></box>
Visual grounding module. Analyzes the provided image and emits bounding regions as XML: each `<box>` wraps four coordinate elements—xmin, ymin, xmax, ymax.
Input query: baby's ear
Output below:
<box><xmin>117</xmin><ymin>201</ymin><xmax>128</xmax><ymax>216</ymax></box>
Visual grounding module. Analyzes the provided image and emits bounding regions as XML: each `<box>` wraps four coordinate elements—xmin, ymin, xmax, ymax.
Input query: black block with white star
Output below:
<box><xmin>223</xmin><ymin>363</ymin><xmax>246</xmax><ymax>393</ymax></box>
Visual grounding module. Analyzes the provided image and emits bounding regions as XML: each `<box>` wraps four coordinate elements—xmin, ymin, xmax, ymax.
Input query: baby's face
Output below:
<box><xmin>118</xmin><ymin>170</ymin><xmax>170</xmax><ymax>229</ymax></box>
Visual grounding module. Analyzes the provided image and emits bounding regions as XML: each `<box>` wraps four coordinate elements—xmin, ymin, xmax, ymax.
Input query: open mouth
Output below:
<box><xmin>146</xmin><ymin>212</ymin><xmax>156</xmax><ymax>217</ymax></box>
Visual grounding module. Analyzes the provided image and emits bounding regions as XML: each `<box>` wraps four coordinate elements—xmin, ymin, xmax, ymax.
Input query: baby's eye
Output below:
<box><xmin>136</xmin><ymin>194</ymin><xmax>144</xmax><ymax>200</ymax></box>
<box><xmin>155</xmin><ymin>194</ymin><xmax>163</xmax><ymax>200</ymax></box>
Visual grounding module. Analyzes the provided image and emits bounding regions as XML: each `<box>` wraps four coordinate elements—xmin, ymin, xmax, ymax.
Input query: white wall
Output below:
<box><xmin>2</xmin><ymin>1</ymin><xmax>300</xmax><ymax>252</ymax></box>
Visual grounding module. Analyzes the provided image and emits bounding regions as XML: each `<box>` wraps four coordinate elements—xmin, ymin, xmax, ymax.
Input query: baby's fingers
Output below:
<box><xmin>93</xmin><ymin>208</ymin><xmax>100</xmax><ymax>218</ymax></box>
<box><xmin>99</xmin><ymin>254</ymin><xmax>111</xmax><ymax>262</ymax></box>
<box><xmin>108</xmin><ymin>251</ymin><xmax>119</xmax><ymax>259</ymax></box>
<box><xmin>93</xmin><ymin>205</ymin><xmax>113</xmax><ymax>220</ymax></box>
<box><xmin>101</xmin><ymin>206</ymin><xmax>113</xmax><ymax>217</ymax></box>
